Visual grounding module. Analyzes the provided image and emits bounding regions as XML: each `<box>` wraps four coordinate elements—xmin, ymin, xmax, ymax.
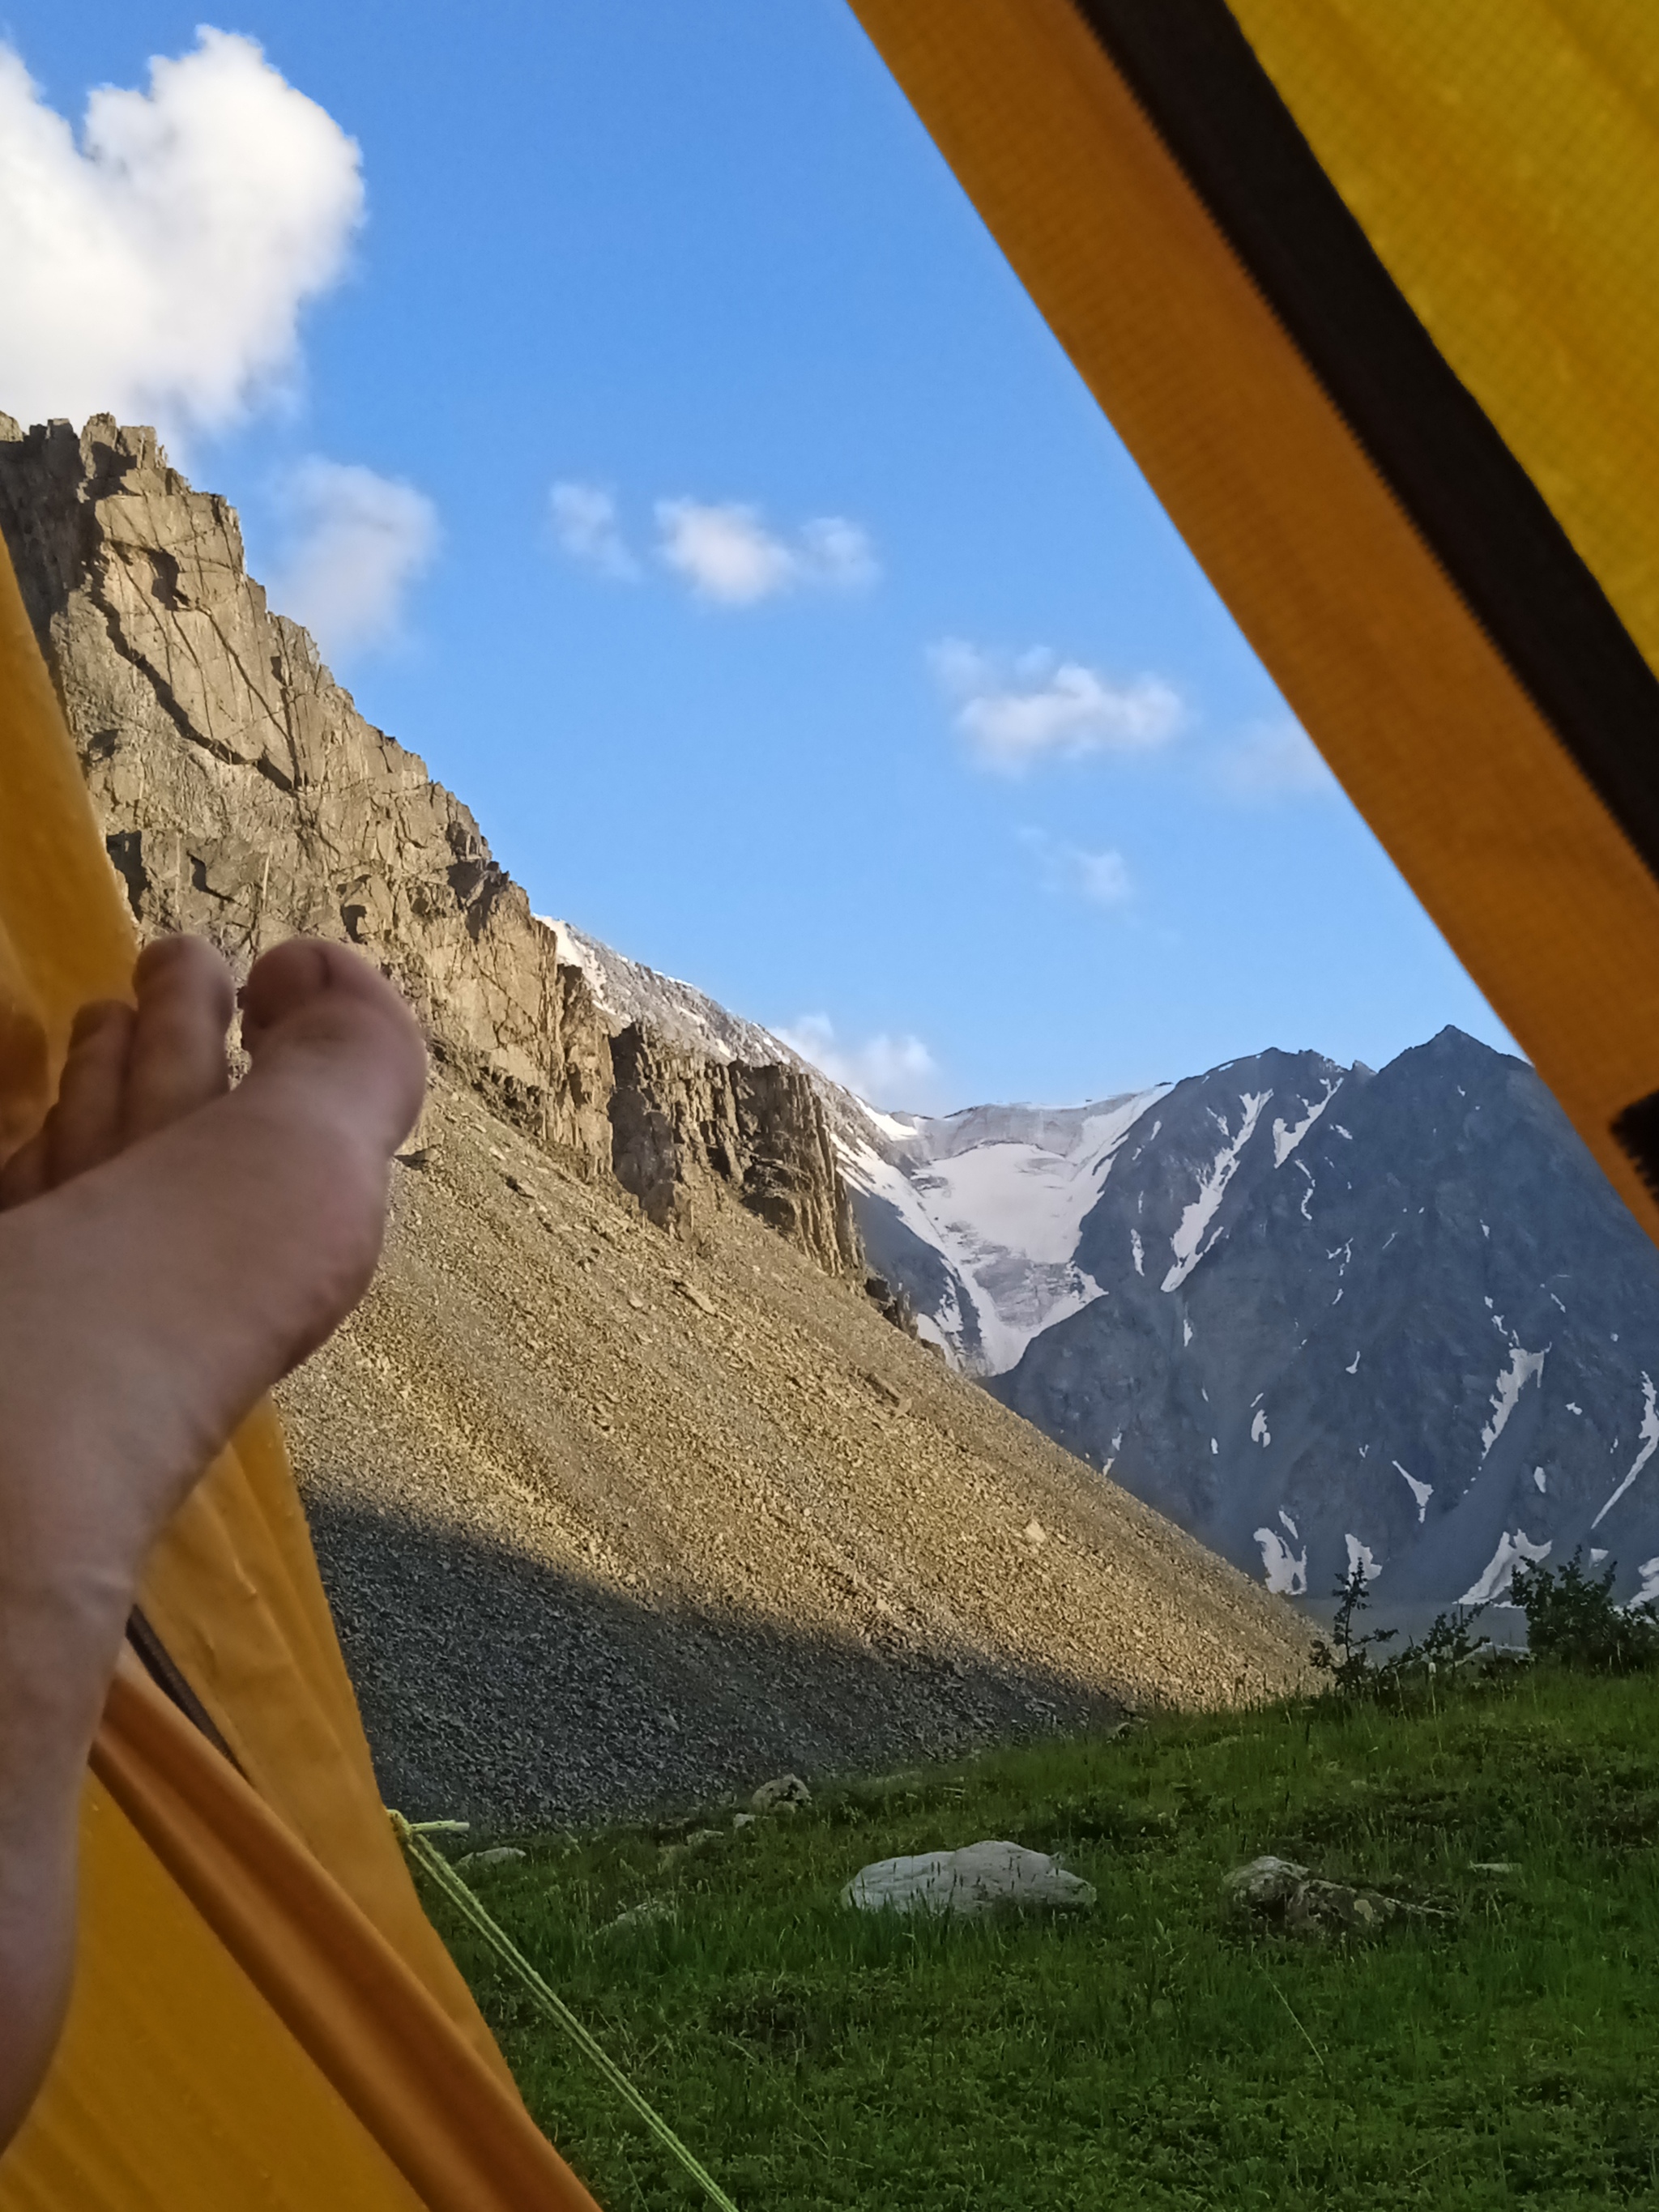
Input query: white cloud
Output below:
<box><xmin>0</xmin><ymin>29</ymin><xmax>363</xmax><ymax>446</ymax></box>
<box><xmin>655</xmin><ymin>499</ymin><xmax>877</xmax><ymax>605</ymax></box>
<box><xmin>1020</xmin><ymin>829</ymin><xmax>1135</xmax><ymax>908</ymax></box>
<box><xmin>266</xmin><ymin>458</ymin><xmax>439</xmax><ymax>660</ymax></box>
<box><xmin>549</xmin><ymin>480</ymin><xmax>639</xmax><ymax>579</ymax></box>
<box><xmin>931</xmin><ymin>640</ymin><xmax>1183</xmax><ymax>774</ymax></box>
<box><xmin>774</xmin><ymin>1013</ymin><xmax>936</xmax><ymax>1110</ymax></box>
<box><xmin>1213</xmin><ymin>717</ymin><xmax>1338</xmax><ymax>800</ymax></box>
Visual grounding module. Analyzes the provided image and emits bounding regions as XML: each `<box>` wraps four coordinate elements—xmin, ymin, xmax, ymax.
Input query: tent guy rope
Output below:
<box><xmin>390</xmin><ymin>1812</ymin><xmax>742</xmax><ymax>2212</ymax></box>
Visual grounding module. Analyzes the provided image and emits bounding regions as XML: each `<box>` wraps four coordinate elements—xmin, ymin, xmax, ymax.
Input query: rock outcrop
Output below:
<box><xmin>610</xmin><ymin>1023</ymin><xmax>859</xmax><ymax>1274</ymax></box>
<box><xmin>0</xmin><ymin>411</ymin><xmax>856</xmax><ymax>1269</ymax></box>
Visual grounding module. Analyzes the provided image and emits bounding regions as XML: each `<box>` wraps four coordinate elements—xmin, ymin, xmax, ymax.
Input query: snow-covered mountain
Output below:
<box><xmin>978</xmin><ymin>1034</ymin><xmax>1659</xmax><ymax>1619</ymax></box>
<box><xmin>545</xmin><ymin>925</ymin><xmax>1659</xmax><ymax>1617</ymax></box>
<box><xmin>841</xmin><ymin>1095</ymin><xmax>1167</xmax><ymax>1373</ymax></box>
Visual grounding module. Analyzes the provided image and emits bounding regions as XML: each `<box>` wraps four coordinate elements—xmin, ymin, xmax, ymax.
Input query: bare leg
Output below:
<box><xmin>0</xmin><ymin>936</ymin><xmax>424</xmax><ymax>2147</ymax></box>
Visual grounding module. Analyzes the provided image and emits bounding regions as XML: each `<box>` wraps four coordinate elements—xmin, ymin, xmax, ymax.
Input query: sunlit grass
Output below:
<box><xmin>417</xmin><ymin>1669</ymin><xmax>1659</xmax><ymax>2208</ymax></box>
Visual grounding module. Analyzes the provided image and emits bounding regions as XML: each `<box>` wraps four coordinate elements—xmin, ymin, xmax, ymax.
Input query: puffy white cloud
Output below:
<box><xmin>0</xmin><ymin>29</ymin><xmax>363</xmax><ymax>445</ymax></box>
<box><xmin>932</xmin><ymin>639</ymin><xmax>1182</xmax><ymax>773</ymax></box>
<box><xmin>1213</xmin><ymin>717</ymin><xmax>1338</xmax><ymax>800</ymax></box>
<box><xmin>774</xmin><ymin>1013</ymin><xmax>936</xmax><ymax>1109</ymax></box>
<box><xmin>655</xmin><ymin>499</ymin><xmax>877</xmax><ymax>605</ymax></box>
<box><xmin>266</xmin><ymin>458</ymin><xmax>439</xmax><ymax>661</ymax></box>
<box><xmin>1020</xmin><ymin>829</ymin><xmax>1135</xmax><ymax>908</ymax></box>
<box><xmin>549</xmin><ymin>480</ymin><xmax>639</xmax><ymax>579</ymax></box>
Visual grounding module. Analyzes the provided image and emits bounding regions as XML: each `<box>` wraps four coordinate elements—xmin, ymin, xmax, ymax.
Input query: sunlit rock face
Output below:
<box><xmin>0</xmin><ymin>412</ymin><xmax>858</xmax><ymax>1278</ymax></box>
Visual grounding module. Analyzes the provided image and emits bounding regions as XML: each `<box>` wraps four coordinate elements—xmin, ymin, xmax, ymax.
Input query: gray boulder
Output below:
<box><xmin>842</xmin><ymin>1840</ymin><xmax>1095</xmax><ymax>1917</ymax></box>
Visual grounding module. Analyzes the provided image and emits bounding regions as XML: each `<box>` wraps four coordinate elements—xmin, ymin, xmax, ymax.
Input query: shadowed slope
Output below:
<box><xmin>280</xmin><ymin>1069</ymin><xmax>1314</xmax><ymax>1824</ymax></box>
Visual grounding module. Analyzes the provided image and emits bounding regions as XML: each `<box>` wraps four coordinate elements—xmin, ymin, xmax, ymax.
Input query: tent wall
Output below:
<box><xmin>0</xmin><ymin>539</ymin><xmax>599</xmax><ymax>2208</ymax></box>
<box><xmin>848</xmin><ymin>0</ymin><xmax>1659</xmax><ymax>1245</ymax></box>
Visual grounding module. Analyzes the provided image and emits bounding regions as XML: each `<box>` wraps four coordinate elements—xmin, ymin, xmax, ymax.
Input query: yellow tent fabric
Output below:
<box><xmin>847</xmin><ymin>0</ymin><xmax>1659</xmax><ymax>1252</ymax></box>
<box><xmin>0</xmin><ymin>543</ymin><xmax>599</xmax><ymax>2208</ymax></box>
<box><xmin>7</xmin><ymin>4</ymin><xmax>1659</xmax><ymax>2198</ymax></box>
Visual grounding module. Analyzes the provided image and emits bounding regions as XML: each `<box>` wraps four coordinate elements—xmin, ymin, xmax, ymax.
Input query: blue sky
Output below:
<box><xmin>0</xmin><ymin>1</ymin><xmax>1512</xmax><ymax>1109</ymax></box>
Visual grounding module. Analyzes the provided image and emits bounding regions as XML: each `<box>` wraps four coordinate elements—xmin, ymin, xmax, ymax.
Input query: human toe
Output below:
<box><xmin>46</xmin><ymin>1000</ymin><xmax>136</xmax><ymax>1184</ymax></box>
<box><xmin>123</xmin><ymin>937</ymin><xmax>235</xmax><ymax>1144</ymax></box>
<box><xmin>241</xmin><ymin>938</ymin><xmax>426</xmax><ymax>1146</ymax></box>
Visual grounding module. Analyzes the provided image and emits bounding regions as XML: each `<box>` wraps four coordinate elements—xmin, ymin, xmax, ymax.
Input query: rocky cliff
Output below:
<box><xmin>0</xmin><ymin>411</ymin><xmax>1316</xmax><ymax>1819</ymax></box>
<box><xmin>610</xmin><ymin>1022</ymin><xmax>860</xmax><ymax>1275</ymax></box>
<box><xmin>0</xmin><ymin>411</ymin><xmax>854</xmax><ymax>1269</ymax></box>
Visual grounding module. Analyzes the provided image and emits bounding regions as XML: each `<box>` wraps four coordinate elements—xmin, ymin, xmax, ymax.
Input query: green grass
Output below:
<box><xmin>415</xmin><ymin>1669</ymin><xmax>1659</xmax><ymax>2210</ymax></box>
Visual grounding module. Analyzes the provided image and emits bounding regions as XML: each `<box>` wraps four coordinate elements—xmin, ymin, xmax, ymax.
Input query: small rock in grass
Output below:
<box><xmin>1022</xmin><ymin>1519</ymin><xmax>1047</xmax><ymax>1548</ymax></box>
<box><xmin>1469</xmin><ymin>1860</ymin><xmax>1520</xmax><ymax>1874</ymax></box>
<box><xmin>752</xmin><ymin>1775</ymin><xmax>812</xmax><ymax>1814</ymax></box>
<box><xmin>606</xmin><ymin>1897</ymin><xmax>676</xmax><ymax>1931</ymax></box>
<box><xmin>1225</xmin><ymin>1854</ymin><xmax>1439</xmax><ymax>1935</ymax></box>
<box><xmin>732</xmin><ymin>1812</ymin><xmax>757</xmax><ymax>1830</ymax></box>
<box><xmin>456</xmin><ymin>1846</ymin><xmax>526</xmax><ymax>1871</ymax></box>
<box><xmin>659</xmin><ymin>1828</ymin><xmax>725</xmax><ymax>1866</ymax></box>
<box><xmin>842</xmin><ymin>1840</ymin><xmax>1095</xmax><ymax>1918</ymax></box>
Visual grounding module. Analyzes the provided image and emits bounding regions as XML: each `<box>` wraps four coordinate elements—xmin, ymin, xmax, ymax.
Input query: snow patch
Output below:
<box><xmin>1272</xmin><ymin>1078</ymin><xmax>1338</xmax><ymax>1168</ymax></box>
<box><xmin>1346</xmin><ymin>1353</ymin><xmax>1361</xmax><ymax>1375</ymax></box>
<box><xmin>1129</xmin><ymin>1229</ymin><xmax>1144</xmax><ymax>1277</ymax></box>
<box><xmin>1532</xmin><ymin>1466</ymin><xmax>1547</xmax><ymax>1494</ymax></box>
<box><xmin>1461</xmin><ymin>1528</ymin><xmax>1551</xmax><ymax>1605</ymax></box>
<box><xmin>1345</xmin><ymin>1534</ymin><xmax>1380</xmax><ymax>1585</ymax></box>
<box><xmin>1295</xmin><ymin>1159</ymin><xmax>1316</xmax><ymax>1221</ymax></box>
<box><xmin>1479</xmin><ymin>1345</ymin><xmax>1547</xmax><ymax>1460</ymax></box>
<box><xmin>1182</xmin><ymin>1317</ymin><xmax>1193</xmax><ymax>1347</ymax></box>
<box><xmin>1279</xmin><ymin>1507</ymin><xmax>1299</xmax><ymax>1539</ymax></box>
<box><xmin>1592</xmin><ymin>1373</ymin><xmax>1659</xmax><ymax>1528</ymax></box>
<box><xmin>1393</xmin><ymin>1464</ymin><xmax>1432</xmax><ymax>1523</ymax></box>
<box><xmin>1255</xmin><ymin>1526</ymin><xmax>1307</xmax><ymax>1596</ymax></box>
<box><xmin>836</xmin><ymin>1086</ymin><xmax>1165</xmax><ymax>1373</ymax></box>
<box><xmin>1162</xmin><ymin>1091</ymin><xmax>1271</xmax><ymax>1292</ymax></box>
<box><xmin>1252</xmin><ymin>1407</ymin><xmax>1271</xmax><ymax>1447</ymax></box>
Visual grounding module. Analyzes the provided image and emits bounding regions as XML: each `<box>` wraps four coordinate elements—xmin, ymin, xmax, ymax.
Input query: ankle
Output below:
<box><xmin>0</xmin><ymin>1571</ymin><xmax>132</xmax><ymax>1779</ymax></box>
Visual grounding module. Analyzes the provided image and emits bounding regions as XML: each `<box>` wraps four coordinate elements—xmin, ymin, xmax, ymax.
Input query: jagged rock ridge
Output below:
<box><xmin>0</xmin><ymin>412</ymin><xmax>854</xmax><ymax>1274</ymax></box>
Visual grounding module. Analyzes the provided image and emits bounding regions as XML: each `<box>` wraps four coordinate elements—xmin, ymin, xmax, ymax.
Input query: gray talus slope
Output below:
<box><xmin>280</xmin><ymin>1068</ymin><xmax>1314</xmax><ymax>1823</ymax></box>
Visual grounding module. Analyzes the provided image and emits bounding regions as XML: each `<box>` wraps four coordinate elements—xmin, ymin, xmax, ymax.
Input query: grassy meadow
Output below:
<box><xmin>414</xmin><ymin>1666</ymin><xmax>1659</xmax><ymax>2210</ymax></box>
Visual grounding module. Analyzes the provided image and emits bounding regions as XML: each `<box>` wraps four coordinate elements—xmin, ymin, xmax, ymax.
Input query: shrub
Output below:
<box><xmin>1310</xmin><ymin>1565</ymin><xmax>1491</xmax><ymax>1699</ymax></box>
<box><xmin>1309</xmin><ymin>1564</ymin><xmax>1399</xmax><ymax>1693</ymax></box>
<box><xmin>1512</xmin><ymin>1551</ymin><xmax>1659</xmax><ymax>1674</ymax></box>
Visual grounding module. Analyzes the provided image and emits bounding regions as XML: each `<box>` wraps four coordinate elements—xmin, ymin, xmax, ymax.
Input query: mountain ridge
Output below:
<box><xmin>545</xmin><ymin>902</ymin><xmax>1659</xmax><ymax>1624</ymax></box>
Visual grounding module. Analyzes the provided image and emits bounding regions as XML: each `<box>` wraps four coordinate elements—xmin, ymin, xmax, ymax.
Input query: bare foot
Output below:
<box><xmin>0</xmin><ymin>935</ymin><xmax>425</xmax><ymax>2146</ymax></box>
